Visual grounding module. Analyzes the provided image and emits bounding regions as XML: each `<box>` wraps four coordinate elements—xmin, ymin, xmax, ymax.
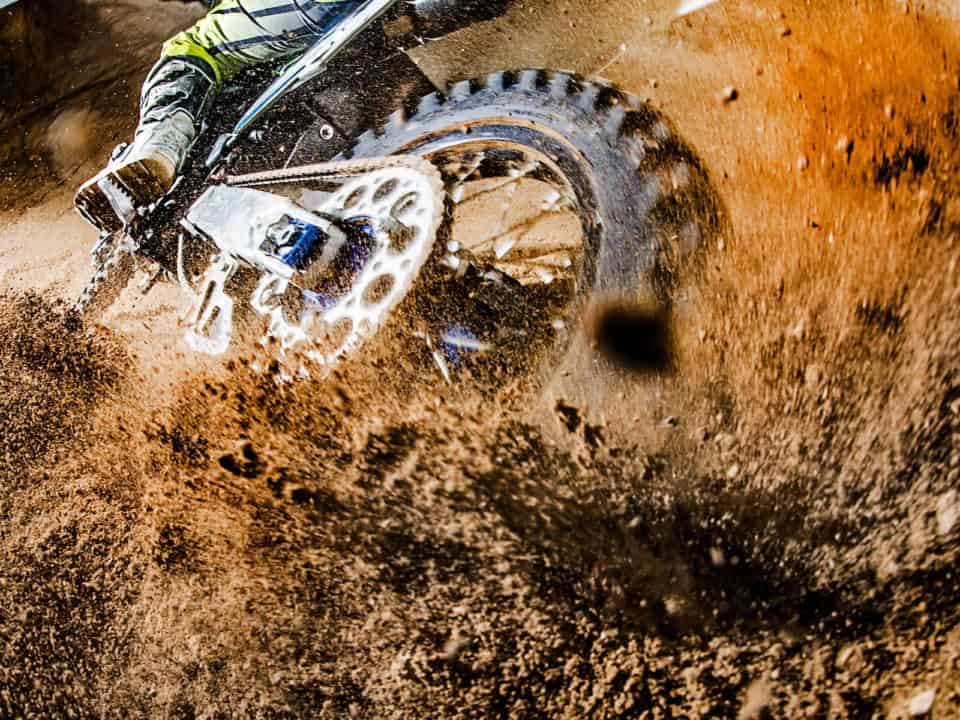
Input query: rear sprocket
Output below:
<box><xmin>182</xmin><ymin>155</ymin><xmax>444</xmax><ymax>373</ymax></box>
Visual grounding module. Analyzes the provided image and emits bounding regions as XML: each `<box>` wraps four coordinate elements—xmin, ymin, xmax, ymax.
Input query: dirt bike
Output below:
<box><xmin>74</xmin><ymin>0</ymin><xmax>724</xmax><ymax>384</ymax></box>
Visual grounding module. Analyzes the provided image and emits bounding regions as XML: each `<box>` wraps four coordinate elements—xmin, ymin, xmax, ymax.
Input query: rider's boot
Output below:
<box><xmin>75</xmin><ymin>57</ymin><xmax>216</xmax><ymax>232</ymax></box>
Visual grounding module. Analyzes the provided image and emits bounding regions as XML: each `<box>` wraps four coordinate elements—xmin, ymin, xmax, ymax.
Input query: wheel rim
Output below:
<box><xmin>403</xmin><ymin>134</ymin><xmax>601</xmax><ymax>382</ymax></box>
<box><xmin>424</xmin><ymin>139</ymin><xmax>588</xmax><ymax>318</ymax></box>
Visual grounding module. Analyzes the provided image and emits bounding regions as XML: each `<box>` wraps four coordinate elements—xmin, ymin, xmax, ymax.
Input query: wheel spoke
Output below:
<box><xmin>436</xmin><ymin>144</ymin><xmax>582</xmax><ymax>293</ymax></box>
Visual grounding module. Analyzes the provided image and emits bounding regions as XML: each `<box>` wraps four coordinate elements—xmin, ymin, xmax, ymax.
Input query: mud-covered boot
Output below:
<box><xmin>75</xmin><ymin>57</ymin><xmax>216</xmax><ymax>232</ymax></box>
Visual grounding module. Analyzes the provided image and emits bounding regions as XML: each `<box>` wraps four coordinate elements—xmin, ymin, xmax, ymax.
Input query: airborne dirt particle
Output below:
<box><xmin>718</xmin><ymin>85</ymin><xmax>739</xmax><ymax>104</ymax></box>
<box><xmin>737</xmin><ymin>676</ymin><xmax>772</xmax><ymax>720</ymax></box>
<box><xmin>908</xmin><ymin>688</ymin><xmax>936</xmax><ymax>716</ymax></box>
<box><xmin>936</xmin><ymin>490</ymin><xmax>958</xmax><ymax>537</ymax></box>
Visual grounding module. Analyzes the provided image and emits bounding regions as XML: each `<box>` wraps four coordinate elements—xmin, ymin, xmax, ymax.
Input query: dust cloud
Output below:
<box><xmin>1</xmin><ymin>1</ymin><xmax>959</xmax><ymax>718</ymax></box>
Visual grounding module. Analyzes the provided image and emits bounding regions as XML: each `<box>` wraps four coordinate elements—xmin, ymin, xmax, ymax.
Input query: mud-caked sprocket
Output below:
<box><xmin>180</xmin><ymin>155</ymin><xmax>445</xmax><ymax>373</ymax></box>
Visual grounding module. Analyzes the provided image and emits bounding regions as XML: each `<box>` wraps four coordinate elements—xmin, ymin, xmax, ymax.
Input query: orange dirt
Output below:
<box><xmin>1</xmin><ymin>1</ymin><xmax>959</xmax><ymax>717</ymax></box>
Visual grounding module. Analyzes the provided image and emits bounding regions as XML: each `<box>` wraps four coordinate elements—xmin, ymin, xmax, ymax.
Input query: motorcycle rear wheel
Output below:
<box><xmin>293</xmin><ymin>69</ymin><xmax>726</xmax><ymax>384</ymax></box>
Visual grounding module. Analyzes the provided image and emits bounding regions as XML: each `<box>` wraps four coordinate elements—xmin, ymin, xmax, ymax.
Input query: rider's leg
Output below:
<box><xmin>76</xmin><ymin>0</ymin><xmax>363</xmax><ymax>230</ymax></box>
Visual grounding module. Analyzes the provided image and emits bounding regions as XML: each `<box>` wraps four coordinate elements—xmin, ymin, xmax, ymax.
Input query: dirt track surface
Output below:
<box><xmin>2</xmin><ymin>1</ymin><xmax>960</xmax><ymax>717</ymax></box>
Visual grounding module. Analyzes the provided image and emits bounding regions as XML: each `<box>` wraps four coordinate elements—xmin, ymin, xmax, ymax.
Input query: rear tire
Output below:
<box><xmin>292</xmin><ymin>69</ymin><xmax>726</xmax><ymax>386</ymax></box>
<box><xmin>340</xmin><ymin>69</ymin><xmax>726</xmax><ymax>296</ymax></box>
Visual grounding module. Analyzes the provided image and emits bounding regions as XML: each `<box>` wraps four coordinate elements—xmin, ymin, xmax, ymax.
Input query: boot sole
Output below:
<box><xmin>75</xmin><ymin>158</ymin><xmax>174</xmax><ymax>233</ymax></box>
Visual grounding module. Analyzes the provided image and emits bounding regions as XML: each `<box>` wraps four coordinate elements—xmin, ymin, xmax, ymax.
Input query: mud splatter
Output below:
<box><xmin>1</xmin><ymin>0</ymin><xmax>960</xmax><ymax>718</ymax></box>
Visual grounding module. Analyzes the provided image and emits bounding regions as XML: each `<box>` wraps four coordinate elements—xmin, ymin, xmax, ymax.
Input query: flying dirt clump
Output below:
<box><xmin>45</xmin><ymin>107</ymin><xmax>101</xmax><ymax>179</ymax></box>
<box><xmin>588</xmin><ymin>300</ymin><xmax>673</xmax><ymax>374</ymax></box>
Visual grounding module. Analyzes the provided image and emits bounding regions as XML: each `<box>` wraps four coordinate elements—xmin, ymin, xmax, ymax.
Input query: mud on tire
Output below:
<box><xmin>290</xmin><ymin>69</ymin><xmax>726</xmax><ymax>387</ymax></box>
<box><xmin>341</xmin><ymin>69</ymin><xmax>726</xmax><ymax>298</ymax></box>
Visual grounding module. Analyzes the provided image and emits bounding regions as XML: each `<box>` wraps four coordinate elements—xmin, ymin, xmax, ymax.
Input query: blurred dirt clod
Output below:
<box><xmin>738</xmin><ymin>676</ymin><xmax>772</xmax><ymax>720</ymax></box>
<box><xmin>936</xmin><ymin>490</ymin><xmax>957</xmax><ymax>536</ymax></box>
<box><xmin>440</xmin><ymin>628</ymin><xmax>472</xmax><ymax>661</ymax></box>
<box><xmin>908</xmin><ymin>689</ymin><xmax>936</xmax><ymax>716</ymax></box>
<box><xmin>45</xmin><ymin>107</ymin><xmax>98</xmax><ymax>177</ymax></box>
<box><xmin>555</xmin><ymin>399</ymin><xmax>582</xmax><ymax>433</ymax></box>
<box><xmin>588</xmin><ymin>301</ymin><xmax>672</xmax><ymax>373</ymax></box>
<box><xmin>835</xmin><ymin>135</ymin><xmax>854</xmax><ymax>153</ymax></box>
<box><xmin>718</xmin><ymin>85</ymin><xmax>739</xmax><ymax>104</ymax></box>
